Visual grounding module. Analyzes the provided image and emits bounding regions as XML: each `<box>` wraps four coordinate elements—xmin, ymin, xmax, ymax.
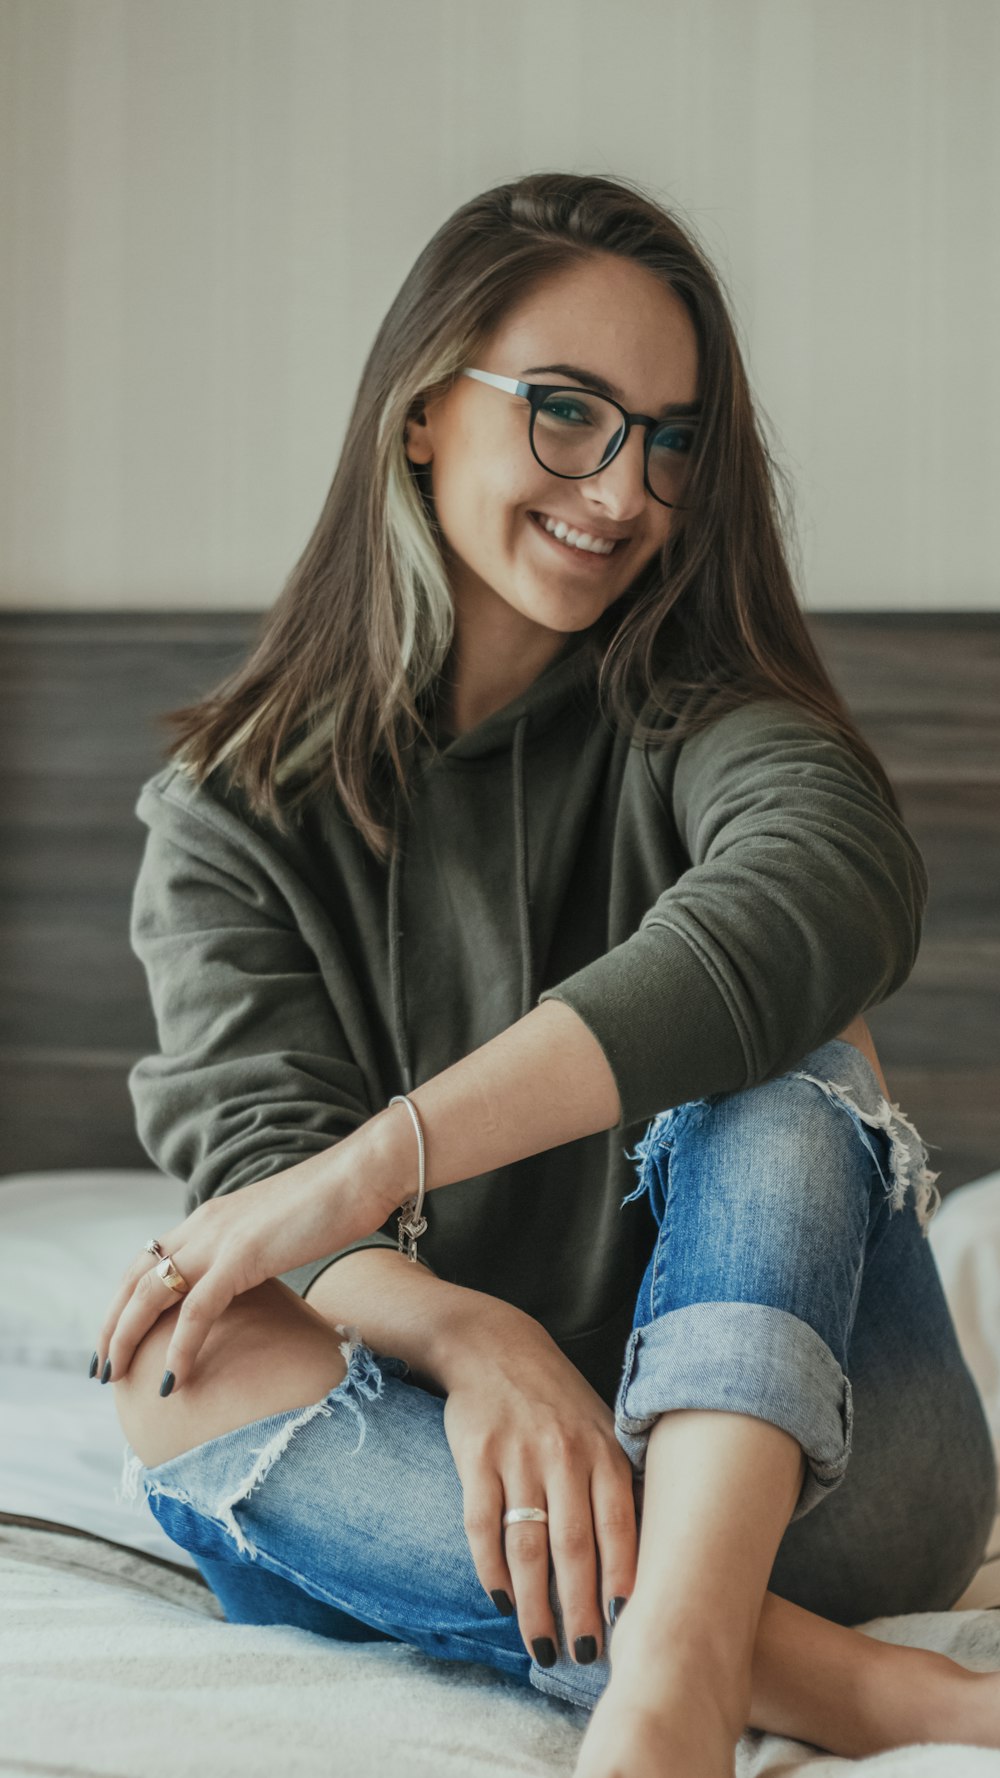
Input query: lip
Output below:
<box><xmin>528</xmin><ymin>510</ymin><xmax>628</xmax><ymax>561</ymax></box>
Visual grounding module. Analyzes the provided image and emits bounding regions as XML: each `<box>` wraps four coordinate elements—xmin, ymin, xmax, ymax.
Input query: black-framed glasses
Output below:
<box><xmin>461</xmin><ymin>367</ymin><xmax>700</xmax><ymax>510</ymax></box>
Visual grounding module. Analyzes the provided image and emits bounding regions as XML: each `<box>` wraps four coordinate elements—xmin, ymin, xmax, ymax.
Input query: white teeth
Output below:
<box><xmin>537</xmin><ymin>513</ymin><xmax>618</xmax><ymax>555</ymax></box>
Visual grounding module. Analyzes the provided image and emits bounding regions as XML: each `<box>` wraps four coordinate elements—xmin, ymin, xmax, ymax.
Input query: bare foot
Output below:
<box><xmin>571</xmin><ymin>1619</ymin><xmax>745</xmax><ymax>1778</ymax></box>
<box><xmin>942</xmin><ymin>1664</ymin><xmax>1000</xmax><ymax>1752</ymax></box>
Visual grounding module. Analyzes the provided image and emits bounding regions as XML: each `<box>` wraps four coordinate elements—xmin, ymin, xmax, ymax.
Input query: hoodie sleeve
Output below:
<box><xmin>537</xmin><ymin>697</ymin><xmax>928</xmax><ymax>1132</ymax></box>
<box><xmin>128</xmin><ymin>772</ymin><xmax>436</xmax><ymax>1297</ymax></box>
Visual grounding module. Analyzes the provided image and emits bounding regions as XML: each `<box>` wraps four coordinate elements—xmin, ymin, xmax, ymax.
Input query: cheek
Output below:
<box><xmin>645</xmin><ymin>515</ymin><xmax>675</xmax><ymax>563</ymax></box>
<box><xmin>437</xmin><ymin>462</ymin><xmax>534</xmax><ymax>554</ymax></box>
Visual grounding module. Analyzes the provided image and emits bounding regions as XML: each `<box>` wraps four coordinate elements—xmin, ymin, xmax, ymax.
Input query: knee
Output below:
<box><xmin>681</xmin><ymin>1069</ymin><xmax>884</xmax><ymax>1198</ymax></box>
<box><xmin>112</xmin><ymin>1278</ymin><xmax>348</xmax><ymax>1470</ymax></box>
<box><xmin>632</xmin><ymin>1070</ymin><xmax>901</xmax><ymax>1262</ymax></box>
<box><xmin>112</xmin><ymin>1277</ymin><xmax>284</xmax><ymax>1399</ymax></box>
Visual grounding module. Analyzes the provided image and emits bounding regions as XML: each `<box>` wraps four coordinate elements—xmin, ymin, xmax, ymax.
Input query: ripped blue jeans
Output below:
<box><xmin>116</xmin><ymin>1039</ymin><xmax>996</xmax><ymax>1714</ymax></box>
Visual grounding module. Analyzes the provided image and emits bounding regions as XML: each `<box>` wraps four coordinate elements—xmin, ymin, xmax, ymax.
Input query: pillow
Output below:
<box><xmin>0</xmin><ymin>1170</ymin><xmax>186</xmax><ymax>1369</ymax></box>
<box><xmin>0</xmin><ymin>1170</ymin><xmax>194</xmax><ymax>1564</ymax></box>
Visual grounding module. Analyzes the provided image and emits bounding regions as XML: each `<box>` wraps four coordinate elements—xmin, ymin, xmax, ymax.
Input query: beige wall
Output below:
<box><xmin>2</xmin><ymin>0</ymin><xmax>997</xmax><ymax>612</ymax></box>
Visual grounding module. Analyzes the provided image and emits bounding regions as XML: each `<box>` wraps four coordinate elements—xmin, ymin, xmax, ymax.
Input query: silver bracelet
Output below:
<box><xmin>387</xmin><ymin>1093</ymin><xmax>429</xmax><ymax>1264</ymax></box>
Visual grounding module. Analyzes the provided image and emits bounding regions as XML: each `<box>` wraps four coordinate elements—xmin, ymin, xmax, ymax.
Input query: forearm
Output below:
<box><xmin>356</xmin><ymin>1001</ymin><xmax>885</xmax><ymax>1205</ymax></box>
<box><xmin>301</xmin><ymin>1244</ymin><xmax>540</xmax><ymax>1395</ymax></box>
<box><xmin>367</xmin><ymin>998</ymin><xmax>622</xmax><ymax>1200</ymax></box>
<box><xmin>274</xmin><ymin>995</ymin><xmax>880</xmax><ymax>1252</ymax></box>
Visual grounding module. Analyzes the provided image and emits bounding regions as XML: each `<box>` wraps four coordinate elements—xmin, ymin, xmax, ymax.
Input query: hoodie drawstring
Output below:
<box><xmin>387</xmin><ymin>781</ymin><xmax>412</xmax><ymax>1093</ymax></box>
<box><xmin>386</xmin><ymin>710</ymin><xmax>534</xmax><ymax>1096</ymax></box>
<box><xmin>511</xmin><ymin>713</ymin><xmax>533</xmax><ymax>1020</ymax></box>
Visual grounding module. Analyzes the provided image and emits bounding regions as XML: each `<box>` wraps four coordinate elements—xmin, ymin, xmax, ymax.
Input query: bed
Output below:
<box><xmin>4</xmin><ymin>1163</ymin><xmax>1000</xmax><ymax>1777</ymax></box>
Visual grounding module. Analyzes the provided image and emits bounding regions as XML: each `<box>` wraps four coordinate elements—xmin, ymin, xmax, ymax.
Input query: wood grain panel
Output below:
<box><xmin>1</xmin><ymin>611</ymin><xmax>998</xmax><ymax>1190</ymax></box>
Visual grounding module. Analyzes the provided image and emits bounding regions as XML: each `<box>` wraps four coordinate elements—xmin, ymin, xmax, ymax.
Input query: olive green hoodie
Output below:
<box><xmin>128</xmin><ymin>630</ymin><xmax>927</xmax><ymax>1407</ymax></box>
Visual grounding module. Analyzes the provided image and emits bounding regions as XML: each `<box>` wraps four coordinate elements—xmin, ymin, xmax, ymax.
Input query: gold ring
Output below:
<box><xmin>154</xmin><ymin>1254</ymin><xmax>190</xmax><ymax>1297</ymax></box>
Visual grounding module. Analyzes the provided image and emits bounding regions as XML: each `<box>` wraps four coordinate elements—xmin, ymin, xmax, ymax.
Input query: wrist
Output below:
<box><xmin>363</xmin><ymin>1100</ymin><xmax>426</xmax><ymax>1217</ymax></box>
<box><xmin>311</xmin><ymin>1103</ymin><xmax>416</xmax><ymax>1238</ymax></box>
<box><xmin>426</xmin><ymin>1289</ymin><xmax>552</xmax><ymax>1392</ymax></box>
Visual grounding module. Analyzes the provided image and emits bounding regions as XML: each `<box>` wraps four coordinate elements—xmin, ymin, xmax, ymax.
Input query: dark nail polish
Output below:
<box><xmin>100</xmin><ymin>1358</ymin><xmax>111</xmax><ymax>1384</ymax></box>
<box><xmin>574</xmin><ymin>1635</ymin><xmax>598</xmax><ymax>1664</ymax></box>
<box><xmin>159</xmin><ymin>1370</ymin><xmax>175</xmax><ymax>1398</ymax></box>
<box><xmin>531</xmin><ymin>1637</ymin><xmax>557</xmax><ymax>1668</ymax></box>
<box><xmin>88</xmin><ymin>1351</ymin><xmax>99</xmax><ymax>1379</ymax></box>
<box><xmin>608</xmin><ymin>1595</ymin><xmax>628</xmax><ymax>1626</ymax></box>
<box><xmin>490</xmin><ymin>1589</ymin><xmax>514</xmax><ymax>1617</ymax></box>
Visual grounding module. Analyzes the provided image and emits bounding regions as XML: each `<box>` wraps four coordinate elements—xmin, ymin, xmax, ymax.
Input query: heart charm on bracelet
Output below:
<box><xmin>397</xmin><ymin>1202</ymin><xmax>428</xmax><ymax>1263</ymax></box>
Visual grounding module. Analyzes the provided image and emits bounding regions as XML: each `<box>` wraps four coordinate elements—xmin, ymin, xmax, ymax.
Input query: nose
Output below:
<box><xmin>581</xmin><ymin>424</ymin><xmax>650</xmax><ymax>524</ymax></box>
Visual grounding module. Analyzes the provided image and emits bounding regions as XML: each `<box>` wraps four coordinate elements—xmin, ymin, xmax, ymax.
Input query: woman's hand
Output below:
<box><xmin>440</xmin><ymin>1310</ymin><xmax>639</xmax><ymax>1670</ymax></box>
<box><xmin>93</xmin><ymin>1139</ymin><xmax>401</xmax><ymax>1392</ymax></box>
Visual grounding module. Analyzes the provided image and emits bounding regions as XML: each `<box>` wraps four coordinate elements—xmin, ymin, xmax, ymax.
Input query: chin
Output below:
<box><xmin>518</xmin><ymin>594</ymin><xmax>610</xmax><ymax>635</ymax></box>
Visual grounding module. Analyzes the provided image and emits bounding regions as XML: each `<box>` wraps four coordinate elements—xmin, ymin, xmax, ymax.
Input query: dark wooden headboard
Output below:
<box><xmin>2</xmin><ymin>611</ymin><xmax>998</xmax><ymax>1195</ymax></box>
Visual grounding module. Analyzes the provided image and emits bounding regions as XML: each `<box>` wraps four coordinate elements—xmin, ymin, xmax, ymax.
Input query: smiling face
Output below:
<box><xmin>403</xmin><ymin>252</ymin><xmax>701</xmax><ymax>656</ymax></box>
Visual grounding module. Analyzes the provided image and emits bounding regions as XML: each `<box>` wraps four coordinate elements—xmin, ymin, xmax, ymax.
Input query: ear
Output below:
<box><xmin>403</xmin><ymin>399</ymin><xmax>434</xmax><ymax>466</ymax></box>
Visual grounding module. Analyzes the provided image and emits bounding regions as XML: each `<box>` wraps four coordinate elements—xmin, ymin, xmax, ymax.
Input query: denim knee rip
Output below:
<box><xmin>619</xmin><ymin>1040</ymin><xmax>942</xmax><ymax>1233</ymax></box>
<box><xmin>610</xmin><ymin>1040</ymin><xmax>942</xmax><ymax>1520</ymax></box>
<box><xmin>115</xmin><ymin>1324</ymin><xmax>405</xmax><ymax>1561</ymax></box>
<box><xmin>786</xmin><ymin>1066</ymin><xmax>942</xmax><ymax>1231</ymax></box>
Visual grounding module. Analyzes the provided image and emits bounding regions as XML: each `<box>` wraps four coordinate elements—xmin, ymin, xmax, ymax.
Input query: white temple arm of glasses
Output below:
<box><xmin>461</xmin><ymin>368</ymin><xmax>529</xmax><ymax>397</ymax></box>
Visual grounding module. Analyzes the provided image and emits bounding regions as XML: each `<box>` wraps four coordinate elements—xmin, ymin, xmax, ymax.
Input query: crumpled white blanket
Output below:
<box><xmin>3</xmin><ymin>1522</ymin><xmax>1000</xmax><ymax>1778</ymax></box>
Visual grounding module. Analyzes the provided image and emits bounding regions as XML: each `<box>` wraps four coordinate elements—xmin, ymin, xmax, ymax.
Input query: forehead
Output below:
<box><xmin>484</xmin><ymin>254</ymin><xmax>700</xmax><ymax>407</ymax></box>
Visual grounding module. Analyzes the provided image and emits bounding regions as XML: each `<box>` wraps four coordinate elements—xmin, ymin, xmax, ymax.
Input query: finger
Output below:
<box><xmin>544</xmin><ymin>1455</ymin><xmax>603</xmax><ymax>1665</ymax></box>
<box><xmin>459</xmin><ymin>1466</ymin><xmax>521</xmax><ymax>1623</ymax></box>
<box><xmin>92</xmin><ymin>1240</ymin><xmax>187</xmax><ymax>1379</ymax></box>
<box><xmin>151</xmin><ymin>1266</ymin><xmax>239</xmax><ymax>1394</ymax></box>
<box><xmin>102</xmin><ymin>1251</ymin><xmax>198</xmax><ymax>1386</ymax></box>
<box><xmin>499</xmin><ymin>1470</ymin><xmax>559</xmax><ymax>1666</ymax></box>
<box><xmin>590</xmin><ymin>1455</ymin><xmax>640</xmax><ymax>1634</ymax></box>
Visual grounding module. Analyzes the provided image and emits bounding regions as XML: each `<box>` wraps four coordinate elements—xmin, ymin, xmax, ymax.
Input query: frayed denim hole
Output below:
<box><xmin>794</xmin><ymin>1076</ymin><xmax>897</xmax><ymax>1227</ymax></box>
<box><xmin>619</xmin><ymin>1102</ymin><xmax>698</xmax><ymax>1214</ymax></box>
<box><xmin>860</xmin><ymin>1123</ymin><xmax>898</xmax><ymax>1257</ymax></box>
<box><xmin>789</xmin><ymin>1068</ymin><xmax>942</xmax><ymax>1231</ymax></box>
<box><xmin>844</xmin><ymin>1111</ymin><xmax>890</xmax><ymax>1193</ymax></box>
<box><xmin>202</xmin><ymin>1328</ymin><xmax>388</xmax><ymax>1564</ymax></box>
<box><xmin>132</xmin><ymin>1327</ymin><xmax>393</xmax><ymax>1566</ymax></box>
<box><xmin>620</xmin><ymin>1113</ymin><xmax>667</xmax><ymax>1209</ymax></box>
<box><xmin>644</xmin><ymin>1111</ymin><xmax>710</xmax><ymax>1321</ymax></box>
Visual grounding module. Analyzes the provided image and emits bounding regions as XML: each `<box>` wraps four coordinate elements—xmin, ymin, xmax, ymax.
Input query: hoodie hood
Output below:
<box><xmin>387</xmin><ymin>625</ymin><xmax>605</xmax><ymax>1092</ymax></box>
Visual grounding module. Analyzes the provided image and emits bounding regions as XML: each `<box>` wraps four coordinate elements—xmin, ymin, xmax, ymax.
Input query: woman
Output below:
<box><xmin>100</xmin><ymin>172</ymin><xmax>997</xmax><ymax>1778</ymax></box>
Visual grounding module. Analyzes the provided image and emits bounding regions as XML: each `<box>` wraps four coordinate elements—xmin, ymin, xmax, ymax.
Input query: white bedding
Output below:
<box><xmin>4</xmin><ymin>1165</ymin><xmax>1000</xmax><ymax>1776</ymax></box>
<box><xmin>0</xmin><ymin>1169</ymin><xmax>202</xmax><ymax>1566</ymax></box>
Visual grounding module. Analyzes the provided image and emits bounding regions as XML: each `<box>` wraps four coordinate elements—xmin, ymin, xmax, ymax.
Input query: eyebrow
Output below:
<box><xmin>521</xmin><ymin>363</ymin><xmax>702</xmax><ymax>418</ymax></box>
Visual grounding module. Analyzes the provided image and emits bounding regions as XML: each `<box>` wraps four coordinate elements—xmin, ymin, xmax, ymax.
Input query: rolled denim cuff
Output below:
<box><xmin>613</xmin><ymin>1302</ymin><xmax>853</xmax><ymax>1521</ymax></box>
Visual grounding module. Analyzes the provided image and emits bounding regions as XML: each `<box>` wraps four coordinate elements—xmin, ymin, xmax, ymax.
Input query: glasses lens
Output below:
<box><xmin>532</xmin><ymin>389</ymin><xmax>625</xmax><ymax>478</ymax></box>
<box><xmin>532</xmin><ymin>389</ymin><xmax>697</xmax><ymax>507</ymax></box>
<box><xmin>646</xmin><ymin>419</ymin><xmax>698</xmax><ymax>508</ymax></box>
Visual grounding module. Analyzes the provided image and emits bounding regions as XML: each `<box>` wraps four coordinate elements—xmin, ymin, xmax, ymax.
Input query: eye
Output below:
<box><xmin>650</xmin><ymin>423</ymin><xmax>697</xmax><ymax>457</ymax></box>
<box><xmin>538</xmin><ymin>393</ymin><xmax>600</xmax><ymax>427</ymax></box>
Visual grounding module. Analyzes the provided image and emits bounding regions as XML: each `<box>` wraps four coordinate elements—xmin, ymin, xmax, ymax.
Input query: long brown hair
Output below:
<box><xmin>159</xmin><ymin>169</ymin><xmax>902</xmax><ymax>859</ymax></box>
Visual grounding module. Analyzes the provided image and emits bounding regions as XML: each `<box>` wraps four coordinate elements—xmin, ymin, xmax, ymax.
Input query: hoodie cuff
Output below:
<box><xmin>282</xmin><ymin>1233</ymin><xmax>438</xmax><ymax>1300</ymax></box>
<box><xmin>537</xmin><ymin>927</ymin><xmax>746</xmax><ymax>1131</ymax></box>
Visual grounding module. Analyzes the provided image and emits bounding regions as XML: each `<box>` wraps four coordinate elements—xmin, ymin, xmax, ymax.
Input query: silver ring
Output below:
<box><xmin>143</xmin><ymin>1238</ymin><xmax>166</xmax><ymax>1259</ymax></box>
<box><xmin>502</xmin><ymin>1507</ymin><xmax>549</xmax><ymax>1529</ymax></box>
